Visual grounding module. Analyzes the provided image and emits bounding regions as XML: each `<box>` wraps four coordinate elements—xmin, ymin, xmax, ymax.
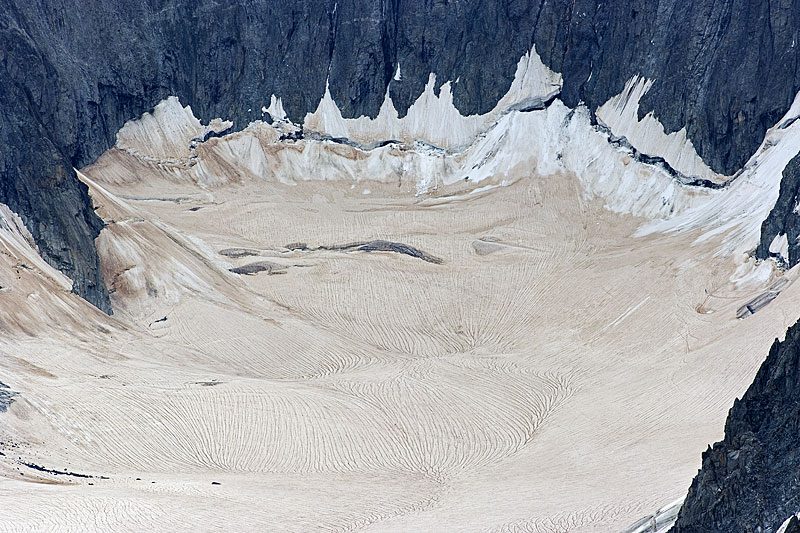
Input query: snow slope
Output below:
<box><xmin>1</xmin><ymin>46</ymin><xmax>800</xmax><ymax>532</ymax></box>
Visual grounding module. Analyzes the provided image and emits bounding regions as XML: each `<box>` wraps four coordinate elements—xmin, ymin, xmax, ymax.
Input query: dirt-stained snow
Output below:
<box><xmin>1</xmin><ymin>48</ymin><xmax>800</xmax><ymax>532</ymax></box>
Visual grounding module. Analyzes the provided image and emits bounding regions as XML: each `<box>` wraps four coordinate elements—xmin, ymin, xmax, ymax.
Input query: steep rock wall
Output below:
<box><xmin>672</xmin><ymin>320</ymin><xmax>800</xmax><ymax>532</ymax></box>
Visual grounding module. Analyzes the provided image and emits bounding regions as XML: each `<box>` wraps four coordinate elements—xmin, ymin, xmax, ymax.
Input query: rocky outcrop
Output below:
<box><xmin>3</xmin><ymin>0</ymin><xmax>800</xmax><ymax>309</ymax></box>
<box><xmin>0</xmin><ymin>65</ymin><xmax>111</xmax><ymax>312</ymax></box>
<box><xmin>0</xmin><ymin>381</ymin><xmax>17</xmax><ymax>413</ymax></box>
<box><xmin>671</xmin><ymin>320</ymin><xmax>800</xmax><ymax>533</ymax></box>
<box><xmin>756</xmin><ymin>152</ymin><xmax>800</xmax><ymax>268</ymax></box>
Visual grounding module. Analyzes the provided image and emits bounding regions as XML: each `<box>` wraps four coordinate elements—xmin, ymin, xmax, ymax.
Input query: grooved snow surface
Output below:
<box><xmin>2</xmin><ymin>48</ymin><xmax>800</xmax><ymax>532</ymax></box>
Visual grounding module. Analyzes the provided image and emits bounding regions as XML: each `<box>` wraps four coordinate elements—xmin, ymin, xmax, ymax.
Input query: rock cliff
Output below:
<box><xmin>672</xmin><ymin>320</ymin><xmax>800</xmax><ymax>532</ymax></box>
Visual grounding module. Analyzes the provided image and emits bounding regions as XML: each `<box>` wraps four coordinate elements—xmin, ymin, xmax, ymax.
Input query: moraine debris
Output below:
<box><xmin>736</xmin><ymin>278</ymin><xmax>789</xmax><ymax>319</ymax></box>
<box><xmin>194</xmin><ymin>380</ymin><xmax>223</xmax><ymax>387</ymax></box>
<box><xmin>314</xmin><ymin>240</ymin><xmax>443</xmax><ymax>264</ymax></box>
<box><xmin>219</xmin><ymin>248</ymin><xmax>260</xmax><ymax>259</ymax></box>
<box><xmin>148</xmin><ymin>316</ymin><xmax>168</xmax><ymax>328</ymax></box>
<box><xmin>20</xmin><ymin>461</ymin><xmax>95</xmax><ymax>479</ymax></box>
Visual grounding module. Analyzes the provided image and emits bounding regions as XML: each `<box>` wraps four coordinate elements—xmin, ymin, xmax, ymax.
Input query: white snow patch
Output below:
<box><xmin>266</xmin><ymin>94</ymin><xmax>287</xmax><ymax>122</ymax></box>
<box><xmin>470</xmin><ymin>180</ymin><xmax>511</xmax><ymax>195</ymax></box>
<box><xmin>730</xmin><ymin>256</ymin><xmax>776</xmax><ymax>288</ymax></box>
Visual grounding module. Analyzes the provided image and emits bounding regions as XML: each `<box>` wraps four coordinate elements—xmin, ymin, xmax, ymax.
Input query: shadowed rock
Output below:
<box><xmin>672</xmin><ymin>319</ymin><xmax>800</xmax><ymax>532</ymax></box>
<box><xmin>219</xmin><ymin>248</ymin><xmax>260</xmax><ymax>259</ymax></box>
<box><xmin>320</xmin><ymin>240</ymin><xmax>443</xmax><ymax>264</ymax></box>
<box><xmin>355</xmin><ymin>240</ymin><xmax>443</xmax><ymax>264</ymax></box>
<box><xmin>0</xmin><ymin>381</ymin><xmax>17</xmax><ymax>413</ymax></box>
<box><xmin>20</xmin><ymin>461</ymin><xmax>94</xmax><ymax>479</ymax></box>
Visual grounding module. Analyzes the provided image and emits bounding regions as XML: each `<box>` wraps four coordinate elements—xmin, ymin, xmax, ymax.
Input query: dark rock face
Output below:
<box><xmin>0</xmin><ymin>13</ymin><xmax>112</xmax><ymax>312</ymax></box>
<box><xmin>3</xmin><ymin>0</ymin><xmax>800</xmax><ymax>310</ymax></box>
<box><xmin>756</xmin><ymin>152</ymin><xmax>800</xmax><ymax>268</ymax></box>
<box><xmin>671</xmin><ymin>321</ymin><xmax>800</xmax><ymax>533</ymax></box>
